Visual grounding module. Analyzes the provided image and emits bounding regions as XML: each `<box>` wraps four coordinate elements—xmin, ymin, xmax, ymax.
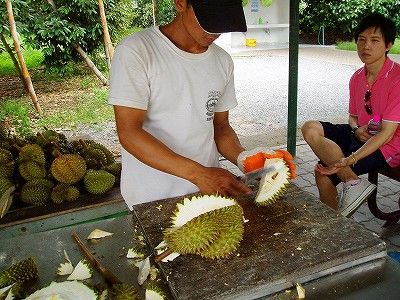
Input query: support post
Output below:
<box><xmin>287</xmin><ymin>0</ymin><xmax>300</xmax><ymax>157</ymax></box>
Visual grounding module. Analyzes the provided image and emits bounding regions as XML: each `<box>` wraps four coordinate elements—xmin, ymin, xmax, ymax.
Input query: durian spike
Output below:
<box><xmin>154</xmin><ymin>248</ymin><xmax>173</xmax><ymax>263</ymax></box>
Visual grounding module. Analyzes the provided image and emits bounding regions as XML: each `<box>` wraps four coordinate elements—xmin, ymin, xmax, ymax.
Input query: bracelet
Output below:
<box><xmin>350</xmin><ymin>152</ymin><xmax>358</xmax><ymax>167</ymax></box>
<box><xmin>351</xmin><ymin>126</ymin><xmax>359</xmax><ymax>135</ymax></box>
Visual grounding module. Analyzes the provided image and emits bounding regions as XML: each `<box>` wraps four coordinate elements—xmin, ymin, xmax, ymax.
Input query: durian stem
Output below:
<box><xmin>154</xmin><ymin>248</ymin><xmax>173</xmax><ymax>263</ymax></box>
<box><xmin>12</xmin><ymin>144</ymin><xmax>21</xmax><ymax>151</ymax></box>
<box><xmin>79</xmin><ymin>139</ymin><xmax>88</xmax><ymax>149</ymax></box>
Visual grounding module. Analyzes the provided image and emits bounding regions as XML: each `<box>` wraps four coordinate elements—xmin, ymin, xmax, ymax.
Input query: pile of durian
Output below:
<box><xmin>0</xmin><ymin>126</ymin><xmax>121</xmax><ymax>218</ymax></box>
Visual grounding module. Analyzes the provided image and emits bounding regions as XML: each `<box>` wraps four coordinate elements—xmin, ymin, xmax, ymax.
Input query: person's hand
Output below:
<box><xmin>192</xmin><ymin>167</ymin><xmax>252</xmax><ymax>197</ymax></box>
<box><xmin>354</xmin><ymin>125</ymin><xmax>372</xmax><ymax>142</ymax></box>
<box><xmin>315</xmin><ymin>157</ymin><xmax>352</xmax><ymax>175</ymax></box>
<box><xmin>237</xmin><ymin>147</ymin><xmax>274</xmax><ymax>172</ymax></box>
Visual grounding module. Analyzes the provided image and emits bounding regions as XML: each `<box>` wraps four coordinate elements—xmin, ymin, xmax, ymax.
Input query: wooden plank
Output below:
<box><xmin>0</xmin><ymin>188</ymin><xmax>125</xmax><ymax>229</ymax></box>
<box><xmin>132</xmin><ymin>184</ymin><xmax>387</xmax><ymax>300</ymax></box>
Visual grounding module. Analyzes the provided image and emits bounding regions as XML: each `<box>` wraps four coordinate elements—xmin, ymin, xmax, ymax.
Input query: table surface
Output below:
<box><xmin>132</xmin><ymin>183</ymin><xmax>396</xmax><ymax>300</ymax></box>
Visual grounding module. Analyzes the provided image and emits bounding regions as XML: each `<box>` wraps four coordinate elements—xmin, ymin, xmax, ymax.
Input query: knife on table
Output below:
<box><xmin>238</xmin><ymin>165</ymin><xmax>276</xmax><ymax>185</ymax></box>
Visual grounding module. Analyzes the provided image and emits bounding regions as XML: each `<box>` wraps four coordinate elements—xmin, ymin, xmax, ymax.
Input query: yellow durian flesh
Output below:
<box><xmin>254</xmin><ymin>158</ymin><xmax>290</xmax><ymax>206</ymax></box>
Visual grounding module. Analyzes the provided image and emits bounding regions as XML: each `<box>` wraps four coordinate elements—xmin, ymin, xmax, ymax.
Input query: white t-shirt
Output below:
<box><xmin>108</xmin><ymin>26</ymin><xmax>238</xmax><ymax>209</ymax></box>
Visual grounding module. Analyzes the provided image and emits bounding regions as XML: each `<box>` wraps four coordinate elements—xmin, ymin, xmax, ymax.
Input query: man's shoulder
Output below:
<box><xmin>118</xmin><ymin>27</ymin><xmax>158</xmax><ymax>48</ymax></box>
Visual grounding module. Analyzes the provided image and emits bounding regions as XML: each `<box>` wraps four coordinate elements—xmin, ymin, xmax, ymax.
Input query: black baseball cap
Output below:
<box><xmin>190</xmin><ymin>0</ymin><xmax>247</xmax><ymax>34</ymax></box>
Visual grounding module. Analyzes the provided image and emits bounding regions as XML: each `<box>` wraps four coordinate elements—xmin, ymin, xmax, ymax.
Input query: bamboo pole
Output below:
<box><xmin>98</xmin><ymin>0</ymin><xmax>114</xmax><ymax>69</ymax></box>
<box><xmin>152</xmin><ymin>0</ymin><xmax>158</xmax><ymax>26</ymax></box>
<box><xmin>72</xmin><ymin>43</ymin><xmax>108</xmax><ymax>85</ymax></box>
<box><xmin>46</xmin><ymin>0</ymin><xmax>109</xmax><ymax>86</ymax></box>
<box><xmin>5</xmin><ymin>0</ymin><xmax>42</xmax><ymax>114</ymax></box>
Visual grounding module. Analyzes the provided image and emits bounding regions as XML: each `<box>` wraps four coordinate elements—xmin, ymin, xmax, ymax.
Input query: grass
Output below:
<box><xmin>336</xmin><ymin>40</ymin><xmax>400</xmax><ymax>54</ymax></box>
<box><xmin>0</xmin><ymin>47</ymin><xmax>44</xmax><ymax>77</ymax></box>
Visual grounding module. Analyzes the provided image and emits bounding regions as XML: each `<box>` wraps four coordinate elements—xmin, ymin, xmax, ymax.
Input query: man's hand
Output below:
<box><xmin>315</xmin><ymin>156</ymin><xmax>352</xmax><ymax>175</ymax></box>
<box><xmin>192</xmin><ymin>167</ymin><xmax>252</xmax><ymax>197</ymax></box>
<box><xmin>354</xmin><ymin>125</ymin><xmax>372</xmax><ymax>142</ymax></box>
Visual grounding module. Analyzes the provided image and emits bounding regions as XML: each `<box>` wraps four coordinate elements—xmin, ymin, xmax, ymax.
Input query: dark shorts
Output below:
<box><xmin>320</xmin><ymin>121</ymin><xmax>389</xmax><ymax>186</ymax></box>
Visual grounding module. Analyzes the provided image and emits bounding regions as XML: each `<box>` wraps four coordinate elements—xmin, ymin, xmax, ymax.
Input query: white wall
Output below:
<box><xmin>231</xmin><ymin>0</ymin><xmax>290</xmax><ymax>47</ymax></box>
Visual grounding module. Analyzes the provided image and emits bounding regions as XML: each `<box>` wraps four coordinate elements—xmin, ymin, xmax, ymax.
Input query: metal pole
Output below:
<box><xmin>287</xmin><ymin>0</ymin><xmax>300</xmax><ymax>157</ymax></box>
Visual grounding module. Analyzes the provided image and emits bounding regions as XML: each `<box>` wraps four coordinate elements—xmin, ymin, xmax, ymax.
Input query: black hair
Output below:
<box><xmin>354</xmin><ymin>13</ymin><xmax>397</xmax><ymax>46</ymax></box>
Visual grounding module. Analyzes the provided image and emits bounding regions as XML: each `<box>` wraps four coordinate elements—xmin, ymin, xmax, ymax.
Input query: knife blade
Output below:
<box><xmin>238</xmin><ymin>165</ymin><xmax>276</xmax><ymax>184</ymax></box>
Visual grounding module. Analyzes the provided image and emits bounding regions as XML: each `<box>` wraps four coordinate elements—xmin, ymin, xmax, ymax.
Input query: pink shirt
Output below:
<box><xmin>349</xmin><ymin>58</ymin><xmax>400</xmax><ymax>167</ymax></box>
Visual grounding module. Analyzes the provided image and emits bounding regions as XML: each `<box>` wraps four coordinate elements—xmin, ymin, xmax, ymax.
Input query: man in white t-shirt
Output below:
<box><xmin>109</xmin><ymin>0</ymin><xmax>255</xmax><ymax>209</ymax></box>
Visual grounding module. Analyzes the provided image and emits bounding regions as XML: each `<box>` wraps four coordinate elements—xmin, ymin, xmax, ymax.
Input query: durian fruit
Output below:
<box><xmin>0</xmin><ymin>257</ymin><xmax>38</xmax><ymax>288</ymax></box>
<box><xmin>51</xmin><ymin>183</ymin><xmax>80</xmax><ymax>204</ymax></box>
<box><xmin>24</xmin><ymin>281</ymin><xmax>97</xmax><ymax>300</ymax></box>
<box><xmin>145</xmin><ymin>284</ymin><xmax>166</xmax><ymax>300</ymax></box>
<box><xmin>83</xmin><ymin>169</ymin><xmax>115</xmax><ymax>194</ymax></box>
<box><xmin>107</xmin><ymin>283</ymin><xmax>139</xmax><ymax>300</ymax></box>
<box><xmin>254</xmin><ymin>158</ymin><xmax>290</xmax><ymax>206</ymax></box>
<box><xmin>79</xmin><ymin>140</ymin><xmax>115</xmax><ymax>169</ymax></box>
<box><xmin>0</xmin><ymin>148</ymin><xmax>15</xmax><ymax>178</ymax></box>
<box><xmin>17</xmin><ymin>144</ymin><xmax>45</xmax><ymax>165</ymax></box>
<box><xmin>51</xmin><ymin>154</ymin><xmax>87</xmax><ymax>184</ymax></box>
<box><xmin>18</xmin><ymin>161</ymin><xmax>46</xmax><ymax>181</ymax></box>
<box><xmin>0</xmin><ymin>177</ymin><xmax>15</xmax><ymax>218</ymax></box>
<box><xmin>20</xmin><ymin>179</ymin><xmax>54</xmax><ymax>206</ymax></box>
<box><xmin>163</xmin><ymin>195</ymin><xmax>244</xmax><ymax>259</ymax></box>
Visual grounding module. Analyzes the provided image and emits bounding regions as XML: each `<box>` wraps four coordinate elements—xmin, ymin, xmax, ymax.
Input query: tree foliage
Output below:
<box><xmin>300</xmin><ymin>0</ymin><xmax>400</xmax><ymax>39</ymax></box>
<box><xmin>131</xmin><ymin>0</ymin><xmax>176</xmax><ymax>28</ymax></box>
<box><xmin>1</xmin><ymin>0</ymin><xmax>134</xmax><ymax>69</ymax></box>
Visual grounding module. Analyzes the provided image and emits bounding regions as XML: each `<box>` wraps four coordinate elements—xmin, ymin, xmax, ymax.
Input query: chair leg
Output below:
<box><xmin>367</xmin><ymin>172</ymin><xmax>400</xmax><ymax>227</ymax></box>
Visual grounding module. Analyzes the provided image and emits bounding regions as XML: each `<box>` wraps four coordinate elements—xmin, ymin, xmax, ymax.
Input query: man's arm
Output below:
<box><xmin>213</xmin><ymin>111</ymin><xmax>245</xmax><ymax>165</ymax></box>
<box><xmin>114</xmin><ymin>106</ymin><xmax>251</xmax><ymax>196</ymax></box>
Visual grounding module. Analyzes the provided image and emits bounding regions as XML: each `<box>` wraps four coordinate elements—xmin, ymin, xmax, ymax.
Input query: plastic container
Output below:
<box><xmin>367</xmin><ymin>114</ymin><xmax>382</xmax><ymax>135</ymax></box>
<box><xmin>245</xmin><ymin>38</ymin><xmax>257</xmax><ymax>47</ymax></box>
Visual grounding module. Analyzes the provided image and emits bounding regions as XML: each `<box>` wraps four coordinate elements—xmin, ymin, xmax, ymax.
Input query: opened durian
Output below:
<box><xmin>24</xmin><ymin>281</ymin><xmax>97</xmax><ymax>300</ymax></box>
<box><xmin>254</xmin><ymin>158</ymin><xmax>290</xmax><ymax>205</ymax></box>
<box><xmin>243</xmin><ymin>149</ymin><xmax>296</xmax><ymax>206</ymax></box>
<box><xmin>0</xmin><ymin>257</ymin><xmax>38</xmax><ymax>288</ymax></box>
<box><xmin>145</xmin><ymin>284</ymin><xmax>166</xmax><ymax>300</ymax></box>
<box><xmin>0</xmin><ymin>177</ymin><xmax>15</xmax><ymax>218</ymax></box>
<box><xmin>51</xmin><ymin>154</ymin><xmax>87</xmax><ymax>184</ymax></box>
<box><xmin>108</xmin><ymin>283</ymin><xmax>139</xmax><ymax>300</ymax></box>
<box><xmin>163</xmin><ymin>195</ymin><xmax>244</xmax><ymax>259</ymax></box>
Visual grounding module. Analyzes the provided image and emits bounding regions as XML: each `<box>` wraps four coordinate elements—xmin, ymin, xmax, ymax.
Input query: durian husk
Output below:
<box><xmin>107</xmin><ymin>283</ymin><xmax>139</xmax><ymax>300</ymax></box>
<box><xmin>51</xmin><ymin>154</ymin><xmax>87</xmax><ymax>184</ymax></box>
<box><xmin>0</xmin><ymin>257</ymin><xmax>38</xmax><ymax>288</ymax></box>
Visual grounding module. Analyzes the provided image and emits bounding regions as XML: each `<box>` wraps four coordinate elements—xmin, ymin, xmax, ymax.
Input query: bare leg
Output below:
<box><xmin>302</xmin><ymin>121</ymin><xmax>358</xmax><ymax>204</ymax></box>
<box><xmin>315</xmin><ymin>169</ymin><xmax>338</xmax><ymax>209</ymax></box>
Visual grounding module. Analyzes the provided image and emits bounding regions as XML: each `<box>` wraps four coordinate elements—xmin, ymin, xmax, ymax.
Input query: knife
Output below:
<box><xmin>238</xmin><ymin>165</ymin><xmax>276</xmax><ymax>184</ymax></box>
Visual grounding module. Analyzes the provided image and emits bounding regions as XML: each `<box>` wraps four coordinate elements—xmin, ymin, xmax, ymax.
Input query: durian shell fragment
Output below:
<box><xmin>0</xmin><ymin>257</ymin><xmax>38</xmax><ymax>288</ymax></box>
<box><xmin>254</xmin><ymin>158</ymin><xmax>291</xmax><ymax>206</ymax></box>
<box><xmin>164</xmin><ymin>195</ymin><xmax>244</xmax><ymax>259</ymax></box>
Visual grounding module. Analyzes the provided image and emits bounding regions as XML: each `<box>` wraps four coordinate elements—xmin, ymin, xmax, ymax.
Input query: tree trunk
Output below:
<box><xmin>46</xmin><ymin>0</ymin><xmax>109</xmax><ymax>85</ymax></box>
<box><xmin>98</xmin><ymin>0</ymin><xmax>114</xmax><ymax>69</ymax></box>
<box><xmin>5</xmin><ymin>0</ymin><xmax>42</xmax><ymax>114</ymax></box>
<box><xmin>152</xmin><ymin>0</ymin><xmax>158</xmax><ymax>26</ymax></box>
<box><xmin>0</xmin><ymin>33</ymin><xmax>22</xmax><ymax>78</ymax></box>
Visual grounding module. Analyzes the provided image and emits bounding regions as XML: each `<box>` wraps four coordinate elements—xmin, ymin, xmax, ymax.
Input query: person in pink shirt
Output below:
<box><xmin>302</xmin><ymin>13</ymin><xmax>400</xmax><ymax>217</ymax></box>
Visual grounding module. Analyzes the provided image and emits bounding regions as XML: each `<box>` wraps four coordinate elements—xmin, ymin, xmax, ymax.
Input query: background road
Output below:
<box><xmin>226</xmin><ymin>45</ymin><xmax>400</xmax><ymax>149</ymax></box>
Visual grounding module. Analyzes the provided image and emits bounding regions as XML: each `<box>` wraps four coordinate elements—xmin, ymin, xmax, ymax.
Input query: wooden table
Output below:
<box><xmin>132</xmin><ymin>183</ymin><xmax>392</xmax><ymax>300</ymax></box>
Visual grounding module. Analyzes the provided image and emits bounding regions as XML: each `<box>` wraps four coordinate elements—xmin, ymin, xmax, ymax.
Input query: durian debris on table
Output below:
<box><xmin>159</xmin><ymin>194</ymin><xmax>244</xmax><ymax>261</ymax></box>
<box><xmin>24</xmin><ymin>281</ymin><xmax>97</xmax><ymax>300</ymax></box>
<box><xmin>57</xmin><ymin>250</ymin><xmax>74</xmax><ymax>276</ymax></box>
<box><xmin>243</xmin><ymin>149</ymin><xmax>296</xmax><ymax>206</ymax></box>
<box><xmin>66</xmin><ymin>259</ymin><xmax>92</xmax><ymax>281</ymax></box>
<box><xmin>87</xmin><ymin>228</ymin><xmax>113</xmax><ymax>239</ymax></box>
<box><xmin>0</xmin><ymin>257</ymin><xmax>38</xmax><ymax>288</ymax></box>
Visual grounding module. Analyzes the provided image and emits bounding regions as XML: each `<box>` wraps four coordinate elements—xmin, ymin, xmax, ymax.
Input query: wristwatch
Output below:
<box><xmin>351</xmin><ymin>126</ymin><xmax>359</xmax><ymax>135</ymax></box>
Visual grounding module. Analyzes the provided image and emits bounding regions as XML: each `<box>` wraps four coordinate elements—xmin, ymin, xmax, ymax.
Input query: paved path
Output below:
<box><xmin>220</xmin><ymin>44</ymin><xmax>400</xmax><ymax>254</ymax></box>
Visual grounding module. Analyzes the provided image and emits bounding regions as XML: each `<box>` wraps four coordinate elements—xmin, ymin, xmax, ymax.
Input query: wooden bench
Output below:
<box><xmin>368</xmin><ymin>167</ymin><xmax>400</xmax><ymax>227</ymax></box>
